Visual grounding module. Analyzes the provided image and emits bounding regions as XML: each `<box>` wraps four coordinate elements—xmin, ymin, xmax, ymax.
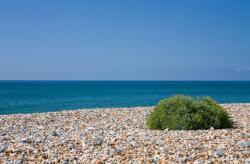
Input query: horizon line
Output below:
<box><xmin>0</xmin><ymin>80</ymin><xmax>250</xmax><ymax>82</ymax></box>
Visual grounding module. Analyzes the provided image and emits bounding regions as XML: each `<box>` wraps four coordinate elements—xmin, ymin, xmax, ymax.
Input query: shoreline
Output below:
<box><xmin>1</xmin><ymin>103</ymin><xmax>250</xmax><ymax>116</ymax></box>
<box><xmin>0</xmin><ymin>103</ymin><xmax>249</xmax><ymax>163</ymax></box>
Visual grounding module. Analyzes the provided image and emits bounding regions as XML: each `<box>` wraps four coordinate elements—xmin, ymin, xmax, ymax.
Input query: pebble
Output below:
<box><xmin>0</xmin><ymin>144</ymin><xmax>8</xmax><ymax>153</ymax></box>
<box><xmin>215</xmin><ymin>148</ymin><xmax>225</xmax><ymax>157</ymax></box>
<box><xmin>240</xmin><ymin>141</ymin><xmax>250</xmax><ymax>148</ymax></box>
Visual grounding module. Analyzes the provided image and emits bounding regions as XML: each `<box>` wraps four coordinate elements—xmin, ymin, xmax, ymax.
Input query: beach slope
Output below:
<box><xmin>0</xmin><ymin>104</ymin><xmax>249</xmax><ymax>163</ymax></box>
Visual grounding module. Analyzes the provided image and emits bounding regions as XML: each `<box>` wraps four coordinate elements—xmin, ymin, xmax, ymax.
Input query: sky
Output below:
<box><xmin>0</xmin><ymin>0</ymin><xmax>250</xmax><ymax>80</ymax></box>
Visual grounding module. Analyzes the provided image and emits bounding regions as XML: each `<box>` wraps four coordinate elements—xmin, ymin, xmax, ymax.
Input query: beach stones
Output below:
<box><xmin>0</xmin><ymin>104</ymin><xmax>249</xmax><ymax>163</ymax></box>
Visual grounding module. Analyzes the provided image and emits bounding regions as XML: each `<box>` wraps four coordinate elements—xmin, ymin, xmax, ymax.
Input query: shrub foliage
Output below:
<box><xmin>147</xmin><ymin>95</ymin><xmax>233</xmax><ymax>130</ymax></box>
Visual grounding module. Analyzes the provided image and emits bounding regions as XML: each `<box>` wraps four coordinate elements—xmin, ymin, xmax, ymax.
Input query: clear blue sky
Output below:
<box><xmin>0</xmin><ymin>0</ymin><xmax>249</xmax><ymax>80</ymax></box>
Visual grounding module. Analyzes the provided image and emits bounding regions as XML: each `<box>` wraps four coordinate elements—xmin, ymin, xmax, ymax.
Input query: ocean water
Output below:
<box><xmin>0</xmin><ymin>81</ymin><xmax>250</xmax><ymax>115</ymax></box>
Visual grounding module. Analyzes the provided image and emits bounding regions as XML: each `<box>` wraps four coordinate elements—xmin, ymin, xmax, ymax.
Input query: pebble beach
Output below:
<box><xmin>0</xmin><ymin>104</ymin><xmax>249</xmax><ymax>163</ymax></box>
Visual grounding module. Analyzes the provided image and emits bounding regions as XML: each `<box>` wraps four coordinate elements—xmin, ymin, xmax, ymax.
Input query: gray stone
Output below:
<box><xmin>130</xmin><ymin>141</ymin><xmax>137</xmax><ymax>147</ymax></box>
<box><xmin>34</xmin><ymin>137</ymin><xmax>42</xmax><ymax>144</ymax></box>
<box><xmin>115</xmin><ymin>147</ymin><xmax>122</xmax><ymax>155</ymax></box>
<box><xmin>0</xmin><ymin>144</ymin><xmax>8</xmax><ymax>153</ymax></box>
<box><xmin>14</xmin><ymin>160</ymin><xmax>23</xmax><ymax>164</ymax></box>
<box><xmin>215</xmin><ymin>148</ymin><xmax>224</xmax><ymax>157</ymax></box>
<box><xmin>21</xmin><ymin>138</ymin><xmax>30</xmax><ymax>144</ymax></box>
<box><xmin>155</xmin><ymin>139</ymin><xmax>164</xmax><ymax>146</ymax></box>
<box><xmin>193</xmin><ymin>160</ymin><xmax>203</xmax><ymax>164</ymax></box>
<box><xmin>52</xmin><ymin>130</ymin><xmax>60</xmax><ymax>136</ymax></box>
<box><xmin>109</xmin><ymin>130</ymin><xmax>116</xmax><ymax>137</ymax></box>
<box><xmin>91</xmin><ymin>137</ymin><xmax>103</xmax><ymax>146</ymax></box>
<box><xmin>3</xmin><ymin>161</ymin><xmax>13</xmax><ymax>164</ymax></box>
<box><xmin>240</xmin><ymin>141</ymin><xmax>250</xmax><ymax>148</ymax></box>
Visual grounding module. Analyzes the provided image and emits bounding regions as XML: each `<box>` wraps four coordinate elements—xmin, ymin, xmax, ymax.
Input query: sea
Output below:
<box><xmin>0</xmin><ymin>81</ymin><xmax>250</xmax><ymax>115</ymax></box>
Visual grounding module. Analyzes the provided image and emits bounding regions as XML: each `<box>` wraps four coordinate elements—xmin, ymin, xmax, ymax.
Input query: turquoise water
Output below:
<box><xmin>0</xmin><ymin>81</ymin><xmax>250</xmax><ymax>115</ymax></box>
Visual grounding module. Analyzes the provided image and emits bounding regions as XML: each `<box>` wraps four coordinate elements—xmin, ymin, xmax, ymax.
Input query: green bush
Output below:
<box><xmin>146</xmin><ymin>95</ymin><xmax>233</xmax><ymax>130</ymax></box>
